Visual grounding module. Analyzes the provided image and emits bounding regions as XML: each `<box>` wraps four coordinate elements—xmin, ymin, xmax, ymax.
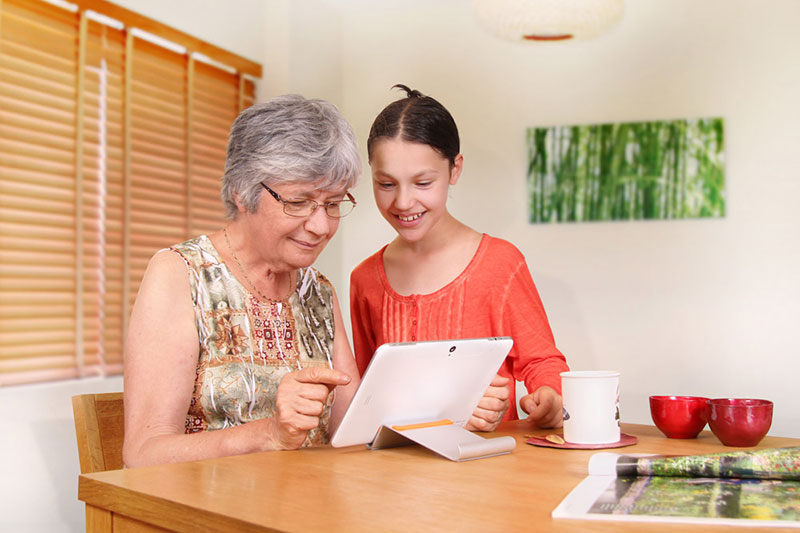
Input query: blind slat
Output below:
<box><xmin>0</xmin><ymin>106</ymin><xmax>76</xmax><ymax>134</ymax></box>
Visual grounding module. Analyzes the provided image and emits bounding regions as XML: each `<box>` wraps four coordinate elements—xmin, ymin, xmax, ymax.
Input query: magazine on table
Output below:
<box><xmin>552</xmin><ymin>446</ymin><xmax>800</xmax><ymax>527</ymax></box>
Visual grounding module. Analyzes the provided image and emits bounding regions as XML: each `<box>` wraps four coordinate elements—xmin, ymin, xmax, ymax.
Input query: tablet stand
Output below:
<box><xmin>368</xmin><ymin>419</ymin><xmax>516</xmax><ymax>462</ymax></box>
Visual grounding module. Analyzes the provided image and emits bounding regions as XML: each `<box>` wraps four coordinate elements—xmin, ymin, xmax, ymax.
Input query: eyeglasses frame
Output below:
<box><xmin>260</xmin><ymin>182</ymin><xmax>356</xmax><ymax>218</ymax></box>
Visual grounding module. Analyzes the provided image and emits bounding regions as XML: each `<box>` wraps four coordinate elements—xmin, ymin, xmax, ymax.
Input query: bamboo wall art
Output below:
<box><xmin>526</xmin><ymin>118</ymin><xmax>725</xmax><ymax>223</ymax></box>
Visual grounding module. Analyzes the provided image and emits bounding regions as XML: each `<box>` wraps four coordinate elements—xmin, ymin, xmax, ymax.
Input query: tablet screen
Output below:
<box><xmin>330</xmin><ymin>337</ymin><xmax>513</xmax><ymax>448</ymax></box>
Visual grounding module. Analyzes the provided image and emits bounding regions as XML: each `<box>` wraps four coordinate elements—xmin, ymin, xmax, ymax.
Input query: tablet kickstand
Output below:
<box><xmin>368</xmin><ymin>419</ymin><xmax>516</xmax><ymax>462</ymax></box>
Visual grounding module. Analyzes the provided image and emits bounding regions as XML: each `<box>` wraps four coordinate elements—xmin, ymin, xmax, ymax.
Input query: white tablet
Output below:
<box><xmin>330</xmin><ymin>336</ymin><xmax>513</xmax><ymax>448</ymax></box>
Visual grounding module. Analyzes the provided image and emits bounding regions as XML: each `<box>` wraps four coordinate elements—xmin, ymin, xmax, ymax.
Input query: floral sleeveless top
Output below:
<box><xmin>169</xmin><ymin>235</ymin><xmax>335</xmax><ymax>447</ymax></box>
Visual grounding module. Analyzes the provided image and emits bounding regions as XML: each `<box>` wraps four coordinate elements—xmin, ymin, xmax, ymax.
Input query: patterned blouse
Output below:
<box><xmin>169</xmin><ymin>235</ymin><xmax>336</xmax><ymax>446</ymax></box>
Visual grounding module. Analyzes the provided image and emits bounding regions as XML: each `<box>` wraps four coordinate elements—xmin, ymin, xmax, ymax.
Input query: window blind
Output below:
<box><xmin>0</xmin><ymin>0</ymin><xmax>259</xmax><ymax>386</ymax></box>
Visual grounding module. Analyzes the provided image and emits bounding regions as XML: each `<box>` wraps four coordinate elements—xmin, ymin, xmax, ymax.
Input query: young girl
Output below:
<box><xmin>350</xmin><ymin>85</ymin><xmax>569</xmax><ymax>431</ymax></box>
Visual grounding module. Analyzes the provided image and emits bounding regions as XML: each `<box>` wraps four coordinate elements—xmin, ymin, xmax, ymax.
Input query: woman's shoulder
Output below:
<box><xmin>168</xmin><ymin>235</ymin><xmax>212</xmax><ymax>257</ymax></box>
<box><xmin>145</xmin><ymin>236</ymin><xmax>204</xmax><ymax>270</ymax></box>
<box><xmin>161</xmin><ymin>235</ymin><xmax>221</xmax><ymax>272</ymax></box>
<box><xmin>299</xmin><ymin>265</ymin><xmax>333</xmax><ymax>289</ymax></box>
<box><xmin>295</xmin><ymin>266</ymin><xmax>336</xmax><ymax>306</ymax></box>
<box><xmin>134</xmin><ymin>241</ymin><xmax>197</xmax><ymax>301</ymax></box>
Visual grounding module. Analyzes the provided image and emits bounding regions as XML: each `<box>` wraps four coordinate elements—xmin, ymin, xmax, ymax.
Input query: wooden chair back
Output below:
<box><xmin>72</xmin><ymin>392</ymin><xmax>125</xmax><ymax>473</ymax></box>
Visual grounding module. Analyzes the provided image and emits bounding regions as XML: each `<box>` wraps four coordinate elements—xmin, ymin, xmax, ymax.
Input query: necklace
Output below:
<box><xmin>223</xmin><ymin>227</ymin><xmax>290</xmax><ymax>302</ymax></box>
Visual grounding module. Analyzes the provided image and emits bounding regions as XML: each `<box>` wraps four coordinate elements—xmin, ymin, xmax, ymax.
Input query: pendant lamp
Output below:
<box><xmin>473</xmin><ymin>0</ymin><xmax>625</xmax><ymax>42</ymax></box>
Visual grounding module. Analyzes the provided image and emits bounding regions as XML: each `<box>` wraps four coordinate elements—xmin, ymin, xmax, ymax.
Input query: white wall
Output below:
<box><xmin>0</xmin><ymin>377</ymin><xmax>123</xmax><ymax>532</ymax></box>
<box><xmin>107</xmin><ymin>0</ymin><xmax>266</xmax><ymax>63</ymax></box>
<box><xmin>328</xmin><ymin>0</ymin><xmax>800</xmax><ymax>438</ymax></box>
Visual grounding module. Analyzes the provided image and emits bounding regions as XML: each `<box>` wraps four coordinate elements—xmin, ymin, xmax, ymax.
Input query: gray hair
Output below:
<box><xmin>221</xmin><ymin>95</ymin><xmax>361</xmax><ymax>218</ymax></box>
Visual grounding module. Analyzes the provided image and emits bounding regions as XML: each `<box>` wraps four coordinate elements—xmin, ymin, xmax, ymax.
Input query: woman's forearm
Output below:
<box><xmin>123</xmin><ymin>417</ymin><xmax>283</xmax><ymax>468</ymax></box>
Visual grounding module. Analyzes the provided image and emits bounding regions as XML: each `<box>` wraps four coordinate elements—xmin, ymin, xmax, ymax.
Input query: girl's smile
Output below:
<box><xmin>396</xmin><ymin>211</ymin><xmax>425</xmax><ymax>224</ymax></box>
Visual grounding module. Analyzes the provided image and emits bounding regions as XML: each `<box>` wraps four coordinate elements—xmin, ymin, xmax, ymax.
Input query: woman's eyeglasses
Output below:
<box><xmin>261</xmin><ymin>183</ymin><xmax>356</xmax><ymax>218</ymax></box>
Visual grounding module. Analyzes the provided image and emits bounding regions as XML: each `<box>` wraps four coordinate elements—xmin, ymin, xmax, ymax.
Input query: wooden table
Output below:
<box><xmin>78</xmin><ymin>422</ymin><xmax>800</xmax><ymax>532</ymax></box>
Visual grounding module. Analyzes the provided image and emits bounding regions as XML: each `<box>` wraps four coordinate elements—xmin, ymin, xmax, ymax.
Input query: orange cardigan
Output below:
<box><xmin>349</xmin><ymin>234</ymin><xmax>569</xmax><ymax>420</ymax></box>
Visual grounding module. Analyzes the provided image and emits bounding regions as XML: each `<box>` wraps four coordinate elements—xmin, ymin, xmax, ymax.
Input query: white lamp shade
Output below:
<box><xmin>473</xmin><ymin>0</ymin><xmax>625</xmax><ymax>42</ymax></box>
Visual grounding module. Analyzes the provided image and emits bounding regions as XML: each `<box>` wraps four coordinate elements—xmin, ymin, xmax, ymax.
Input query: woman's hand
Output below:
<box><xmin>464</xmin><ymin>374</ymin><xmax>510</xmax><ymax>432</ymax></box>
<box><xmin>520</xmin><ymin>386</ymin><xmax>563</xmax><ymax>428</ymax></box>
<box><xmin>271</xmin><ymin>367</ymin><xmax>352</xmax><ymax>449</ymax></box>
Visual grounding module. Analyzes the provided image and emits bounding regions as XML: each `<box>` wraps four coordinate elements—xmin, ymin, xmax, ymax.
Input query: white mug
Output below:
<box><xmin>560</xmin><ymin>370</ymin><xmax>620</xmax><ymax>444</ymax></box>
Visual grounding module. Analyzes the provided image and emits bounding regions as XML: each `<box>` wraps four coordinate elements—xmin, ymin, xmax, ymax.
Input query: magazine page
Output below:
<box><xmin>553</xmin><ymin>447</ymin><xmax>800</xmax><ymax>527</ymax></box>
<box><xmin>589</xmin><ymin>446</ymin><xmax>800</xmax><ymax>480</ymax></box>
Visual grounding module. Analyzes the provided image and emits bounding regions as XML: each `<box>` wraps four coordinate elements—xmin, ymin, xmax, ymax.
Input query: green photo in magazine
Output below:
<box><xmin>590</xmin><ymin>477</ymin><xmax>800</xmax><ymax>521</ymax></box>
<box><xmin>554</xmin><ymin>447</ymin><xmax>800</xmax><ymax>526</ymax></box>
<box><xmin>612</xmin><ymin>446</ymin><xmax>800</xmax><ymax>480</ymax></box>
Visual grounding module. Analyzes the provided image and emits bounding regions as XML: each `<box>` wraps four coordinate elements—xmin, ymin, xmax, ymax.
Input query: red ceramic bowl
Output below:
<box><xmin>649</xmin><ymin>396</ymin><xmax>709</xmax><ymax>438</ymax></box>
<box><xmin>707</xmin><ymin>398</ymin><xmax>773</xmax><ymax>447</ymax></box>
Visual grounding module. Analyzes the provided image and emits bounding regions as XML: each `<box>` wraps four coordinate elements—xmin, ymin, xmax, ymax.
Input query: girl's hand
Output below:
<box><xmin>464</xmin><ymin>374</ymin><xmax>510</xmax><ymax>432</ymax></box>
<box><xmin>520</xmin><ymin>386</ymin><xmax>563</xmax><ymax>428</ymax></box>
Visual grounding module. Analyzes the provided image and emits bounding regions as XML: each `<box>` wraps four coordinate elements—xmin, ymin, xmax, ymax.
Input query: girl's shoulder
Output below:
<box><xmin>480</xmin><ymin>234</ymin><xmax>527</xmax><ymax>265</ymax></box>
<box><xmin>468</xmin><ymin>236</ymin><xmax>535</xmax><ymax>294</ymax></box>
<box><xmin>350</xmin><ymin>245</ymin><xmax>388</xmax><ymax>285</ymax></box>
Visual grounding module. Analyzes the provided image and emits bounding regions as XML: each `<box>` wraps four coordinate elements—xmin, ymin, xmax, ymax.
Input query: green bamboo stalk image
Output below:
<box><xmin>527</xmin><ymin>117</ymin><xmax>725</xmax><ymax>223</ymax></box>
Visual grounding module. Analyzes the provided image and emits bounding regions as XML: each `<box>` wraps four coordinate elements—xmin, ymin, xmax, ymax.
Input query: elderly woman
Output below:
<box><xmin>123</xmin><ymin>95</ymin><xmax>361</xmax><ymax>467</ymax></box>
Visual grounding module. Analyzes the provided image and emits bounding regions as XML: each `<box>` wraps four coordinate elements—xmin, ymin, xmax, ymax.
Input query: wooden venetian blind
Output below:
<box><xmin>0</xmin><ymin>0</ymin><xmax>259</xmax><ymax>386</ymax></box>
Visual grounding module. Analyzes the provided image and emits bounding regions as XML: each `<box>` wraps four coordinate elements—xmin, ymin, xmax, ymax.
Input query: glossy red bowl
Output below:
<box><xmin>649</xmin><ymin>396</ymin><xmax>709</xmax><ymax>438</ymax></box>
<box><xmin>707</xmin><ymin>398</ymin><xmax>773</xmax><ymax>447</ymax></box>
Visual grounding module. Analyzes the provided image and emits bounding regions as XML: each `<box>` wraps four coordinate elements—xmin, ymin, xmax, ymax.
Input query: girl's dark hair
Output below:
<box><xmin>367</xmin><ymin>84</ymin><xmax>460</xmax><ymax>165</ymax></box>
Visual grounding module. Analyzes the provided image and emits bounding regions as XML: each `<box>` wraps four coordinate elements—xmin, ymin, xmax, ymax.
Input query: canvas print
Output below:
<box><xmin>527</xmin><ymin>118</ymin><xmax>725</xmax><ymax>223</ymax></box>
